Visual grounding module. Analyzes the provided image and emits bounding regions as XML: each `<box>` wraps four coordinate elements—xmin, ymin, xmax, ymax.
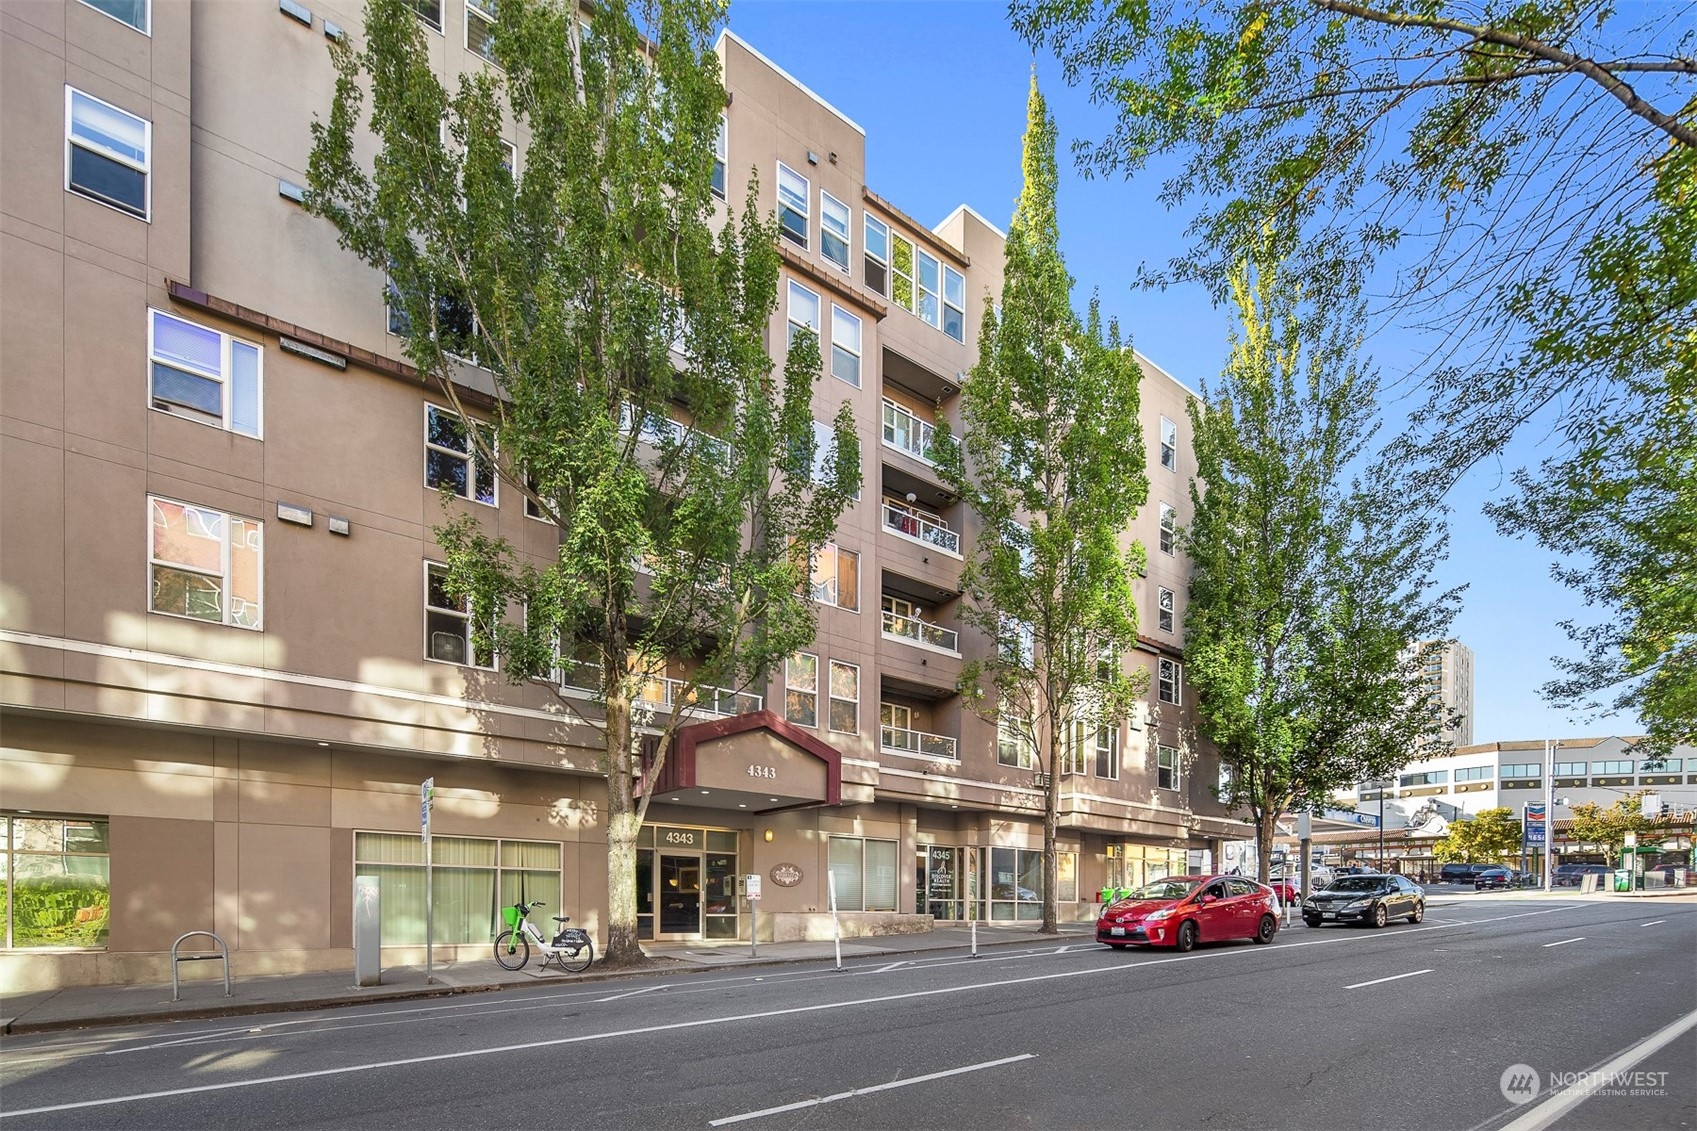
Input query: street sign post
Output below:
<box><xmin>421</xmin><ymin>777</ymin><xmax>435</xmax><ymax>984</ymax></box>
<box><xmin>745</xmin><ymin>873</ymin><xmax>761</xmax><ymax>958</ymax></box>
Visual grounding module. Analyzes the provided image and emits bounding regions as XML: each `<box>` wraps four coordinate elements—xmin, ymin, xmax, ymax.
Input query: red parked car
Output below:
<box><xmin>1097</xmin><ymin>875</ymin><xmax>1280</xmax><ymax>952</ymax></box>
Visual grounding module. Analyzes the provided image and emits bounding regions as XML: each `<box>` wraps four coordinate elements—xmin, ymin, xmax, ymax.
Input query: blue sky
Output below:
<box><xmin>725</xmin><ymin>0</ymin><xmax>1641</xmax><ymax>745</ymax></box>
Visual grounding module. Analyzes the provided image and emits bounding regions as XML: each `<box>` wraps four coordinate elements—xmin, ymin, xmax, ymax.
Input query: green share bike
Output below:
<box><xmin>494</xmin><ymin>900</ymin><xmax>593</xmax><ymax>974</ymax></box>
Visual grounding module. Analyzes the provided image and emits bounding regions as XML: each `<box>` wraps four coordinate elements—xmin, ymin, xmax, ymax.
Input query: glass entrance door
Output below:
<box><xmin>658</xmin><ymin>854</ymin><xmax>702</xmax><ymax>937</ymax></box>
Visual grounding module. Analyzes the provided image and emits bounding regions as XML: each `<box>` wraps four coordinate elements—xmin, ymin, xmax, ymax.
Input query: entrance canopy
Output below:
<box><xmin>645</xmin><ymin>710</ymin><xmax>841</xmax><ymax>813</ymax></box>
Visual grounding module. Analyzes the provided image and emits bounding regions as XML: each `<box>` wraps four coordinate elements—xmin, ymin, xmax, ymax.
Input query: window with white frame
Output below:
<box><xmin>1500</xmin><ymin>763</ymin><xmax>1542</xmax><ymax>779</ymax></box>
<box><xmin>1157</xmin><ymin>586</ymin><xmax>1175</xmax><ymax>633</ymax></box>
<box><xmin>1454</xmin><ymin>765</ymin><xmax>1493</xmax><ymax>782</ymax></box>
<box><xmin>711</xmin><ymin>115</ymin><xmax>727</xmax><ymax>200</ymax></box>
<box><xmin>890</xmin><ymin>232</ymin><xmax>916</xmax><ymax>310</ymax></box>
<box><xmin>1160</xmin><ymin>417</ymin><xmax>1178</xmax><ymax>471</ymax></box>
<box><xmin>997</xmin><ymin>708</ymin><xmax>1035</xmax><ymax>768</ymax></box>
<box><xmin>1554</xmin><ymin>761</ymin><xmax>1587</xmax><ymax>777</ymax></box>
<box><xmin>1158</xmin><ymin>657</ymin><xmax>1182</xmax><ymax>704</ymax></box>
<box><xmin>148</xmin><ymin>309</ymin><xmax>263</xmax><ymax>437</ymax></box>
<box><xmin>426</xmin><ymin>405</ymin><xmax>497</xmax><ymax>504</ymax></box>
<box><xmin>1159</xmin><ymin>502</ymin><xmax>1176</xmax><ymax>554</ymax></box>
<box><xmin>829</xmin><ymin>835</ymin><xmax>897</xmax><ymax>911</ymax></box>
<box><xmin>1061</xmin><ymin>717</ymin><xmax>1089</xmax><ymax>776</ymax></box>
<box><xmin>1094</xmin><ymin>724</ymin><xmax>1119</xmax><ymax>779</ymax></box>
<box><xmin>916</xmin><ymin>249</ymin><xmax>942</xmax><ymax>329</ymax></box>
<box><xmin>406</xmin><ymin>0</ymin><xmax>442</xmax><ymax>32</ymax></box>
<box><xmin>65</xmin><ymin>87</ymin><xmax>149</xmax><ymax>220</ymax></box>
<box><xmin>0</xmin><ymin>814</ymin><xmax>111</xmax><ymax>949</ymax></box>
<box><xmin>425</xmin><ymin>562</ymin><xmax>494</xmax><ymax>667</ymax></box>
<box><xmin>1594</xmin><ymin>760</ymin><xmax>1632</xmax><ymax>775</ymax></box>
<box><xmin>78</xmin><ymin>0</ymin><xmax>148</xmax><ymax>32</ymax></box>
<box><xmin>355</xmin><ymin>831</ymin><xmax>558</xmax><ymax>945</ymax></box>
<box><xmin>942</xmin><ymin>264</ymin><xmax>965</xmax><ymax>342</ymax></box>
<box><xmin>777</xmin><ymin>162</ymin><xmax>809</xmax><ymax>248</ymax></box>
<box><xmin>787</xmin><ymin>280</ymin><xmax>820</xmax><ymax>352</ymax></box>
<box><xmin>149</xmin><ymin>497</ymin><xmax>262</xmax><ymax>629</ymax></box>
<box><xmin>809</xmin><ymin>542</ymin><xmax>859</xmax><ymax>611</ymax></box>
<box><xmin>829</xmin><ymin>660</ymin><xmax>859</xmax><ymax>734</ymax></box>
<box><xmin>830</xmin><ymin>305</ymin><xmax>861</xmax><ymax>387</ymax></box>
<box><xmin>820</xmin><ymin>191</ymin><xmax>850</xmax><ymax>272</ymax></box>
<box><xmin>785</xmin><ymin>652</ymin><xmax>818</xmax><ymax>727</ymax></box>
<box><xmin>863</xmin><ymin>214</ymin><xmax>890</xmax><ymax>295</ymax></box>
<box><xmin>1002</xmin><ymin>617</ymin><xmax>1035</xmax><ymax>667</ymax></box>
<box><xmin>466</xmin><ymin>0</ymin><xmax>497</xmax><ymax>62</ymax></box>
<box><xmin>1218</xmin><ymin>762</ymin><xmax>1234</xmax><ymax>796</ymax></box>
<box><xmin>1157</xmin><ymin>745</ymin><xmax>1181</xmax><ymax>791</ymax></box>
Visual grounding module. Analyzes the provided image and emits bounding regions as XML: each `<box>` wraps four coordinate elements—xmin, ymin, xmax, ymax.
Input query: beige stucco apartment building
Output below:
<box><xmin>0</xmin><ymin>0</ymin><xmax>1246</xmax><ymax>990</ymax></box>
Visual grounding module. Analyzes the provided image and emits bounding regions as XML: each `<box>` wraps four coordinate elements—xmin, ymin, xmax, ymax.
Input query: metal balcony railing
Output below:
<box><xmin>881</xmin><ymin>609</ymin><xmax>960</xmax><ymax>654</ymax></box>
<box><xmin>882</xmin><ymin>399</ymin><xmax>936</xmax><ymax>464</ymax></box>
<box><xmin>881</xmin><ymin>502</ymin><xmax>960</xmax><ymax>556</ymax></box>
<box><xmin>559</xmin><ymin>662</ymin><xmax>761</xmax><ymax>717</ymax></box>
<box><xmin>880</xmin><ymin>724</ymin><xmax>958</xmax><ymax>761</ymax></box>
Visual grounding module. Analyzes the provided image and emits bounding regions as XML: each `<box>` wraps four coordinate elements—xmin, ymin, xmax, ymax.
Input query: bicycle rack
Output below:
<box><xmin>170</xmin><ymin>931</ymin><xmax>232</xmax><ymax>1001</ymax></box>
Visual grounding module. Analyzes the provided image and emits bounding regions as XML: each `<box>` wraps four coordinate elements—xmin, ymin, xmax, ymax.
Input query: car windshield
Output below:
<box><xmin>1325</xmin><ymin>877</ymin><xmax>1388</xmax><ymax>893</ymax></box>
<box><xmin>1125</xmin><ymin>879</ymin><xmax>1200</xmax><ymax>901</ymax></box>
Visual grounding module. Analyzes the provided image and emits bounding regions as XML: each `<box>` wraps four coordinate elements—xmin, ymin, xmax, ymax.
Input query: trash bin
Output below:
<box><xmin>1613</xmin><ymin>870</ymin><xmax>1632</xmax><ymax>892</ymax></box>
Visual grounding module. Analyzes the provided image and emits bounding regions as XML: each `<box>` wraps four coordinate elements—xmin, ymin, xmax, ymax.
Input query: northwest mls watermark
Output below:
<box><xmin>1500</xmin><ymin>1063</ymin><xmax>1672</xmax><ymax>1105</ymax></box>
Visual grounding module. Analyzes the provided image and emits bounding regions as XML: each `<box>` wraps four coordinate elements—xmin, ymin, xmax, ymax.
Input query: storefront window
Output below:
<box><xmin>2</xmin><ymin>814</ymin><xmax>111</xmax><ymax>948</ymax></box>
<box><xmin>916</xmin><ymin>845</ymin><xmax>964</xmax><ymax>919</ymax></box>
<box><xmin>353</xmin><ymin>832</ymin><xmax>560</xmax><ymax>945</ymax></box>
<box><xmin>829</xmin><ymin>836</ymin><xmax>897</xmax><ymax>911</ymax></box>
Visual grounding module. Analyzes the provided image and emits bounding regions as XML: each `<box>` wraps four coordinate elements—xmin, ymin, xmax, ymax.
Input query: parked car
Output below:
<box><xmin>1554</xmin><ymin>864</ymin><xmax>1612</xmax><ymax>888</ymax></box>
<box><xmin>1303</xmin><ymin>874</ymin><xmax>1425</xmax><ymax>928</ymax></box>
<box><xmin>1098</xmin><ymin>875</ymin><xmax>1280</xmax><ymax>952</ymax></box>
<box><xmin>1438</xmin><ymin>862</ymin><xmax>1494</xmax><ymax>884</ymax></box>
<box><xmin>1474</xmin><ymin>866</ymin><xmax>1514</xmax><ymax>890</ymax></box>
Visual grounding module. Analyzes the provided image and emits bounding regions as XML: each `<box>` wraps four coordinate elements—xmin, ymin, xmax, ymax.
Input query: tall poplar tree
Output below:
<box><xmin>1187</xmin><ymin>237</ymin><xmax>1462</xmax><ymax>882</ymax></box>
<box><xmin>934</xmin><ymin>76</ymin><xmax>1147</xmax><ymax>934</ymax></box>
<box><xmin>306</xmin><ymin>0</ymin><xmax>859</xmax><ymax>965</ymax></box>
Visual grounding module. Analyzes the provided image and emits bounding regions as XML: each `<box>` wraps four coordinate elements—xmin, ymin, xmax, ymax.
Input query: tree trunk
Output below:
<box><xmin>1041</xmin><ymin>736</ymin><xmax>1061</xmax><ymax>934</ymax></box>
<box><xmin>1256</xmin><ymin>809</ymin><xmax>1278</xmax><ymax>883</ymax></box>
<box><xmin>601</xmin><ymin>687</ymin><xmax>647</xmax><ymax>967</ymax></box>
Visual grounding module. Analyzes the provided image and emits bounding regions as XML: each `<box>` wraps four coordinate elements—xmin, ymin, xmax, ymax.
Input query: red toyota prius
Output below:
<box><xmin>1097</xmin><ymin>875</ymin><xmax>1280</xmax><ymax>952</ymax></box>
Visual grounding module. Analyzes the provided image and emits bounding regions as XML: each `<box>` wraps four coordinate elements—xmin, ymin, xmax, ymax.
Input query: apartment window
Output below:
<box><xmin>829</xmin><ymin>660</ymin><xmax>859</xmax><ymax>735</ymax></box>
<box><xmin>406</xmin><ymin>0</ymin><xmax>442</xmax><ymax>32</ymax></box>
<box><xmin>1157</xmin><ymin>745</ymin><xmax>1181</xmax><ymax>791</ymax></box>
<box><xmin>1594</xmin><ymin>760</ymin><xmax>1632</xmax><ymax>775</ymax></box>
<box><xmin>1454</xmin><ymin>766</ymin><xmax>1492</xmax><ymax>782</ymax></box>
<box><xmin>864</xmin><ymin>214</ymin><xmax>890</xmax><ymax>295</ymax></box>
<box><xmin>777</xmin><ymin>163</ymin><xmax>808</xmax><ymax>248</ymax></box>
<box><xmin>1554</xmin><ymin>761</ymin><xmax>1587</xmax><ymax>777</ymax></box>
<box><xmin>1061</xmin><ymin>718</ymin><xmax>1089</xmax><ymax>776</ymax></box>
<box><xmin>148</xmin><ymin>310</ymin><xmax>262</xmax><ymax>437</ymax></box>
<box><xmin>997</xmin><ymin>709</ymin><xmax>1035</xmax><ymax>769</ymax></box>
<box><xmin>425</xmin><ymin>562</ymin><xmax>495</xmax><ymax>667</ymax></box>
<box><xmin>1094</xmin><ymin>724</ymin><xmax>1120</xmax><ymax>780</ymax></box>
<box><xmin>820</xmin><ymin>191</ymin><xmax>850</xmax><ymax>271</ymax></box>
<box><xmin>785</xmin><ymin>652</ymin><xmax>818</xmax><ymax>728</ymax></box>
<box><xmin>829</xmin><ymin>836</ymin><xmax>897</xmax><ymax>912</ymax></box>
<box><xmin>809</xmin><ymin>542</ymin><xmax>859</xmax><ymax>611</ymax></box>
<box><xmin>1157</xmin><ymin>586</ymin><xmax>1175</xmax><ymax>633</ymax></box>
<box><xmin>388</xmin><ymin>276</ymin><xmax>479</xmax><ymax>363</ymax></box>
<box><xmin>890</xmin><ymin>233</ymin><xmax>916</xmax><ymax>310</ymax></box>
<box><xmin>1158</xmin><ymin>657</ymin><xmax>1182</xmax><ymax>704</ymax></box>
<box><xmin>943</xmin><ymin>265</ymin><xmax>965</xmax><ymax>343</ymax></box>
<box><xmin>466</xmin><ymin>0</ymin><xmax>497</xmax><ymax>62</ymax></box>
<box><xmin>355</xmin><ymin>831</ymin><xmax>558</xmax><ymax>945</ymax></box>
<box><xmin>916</xmin><ymin>249</ymin><xmax>942</xmax><ymax>329</ymax></box>
<box><xmin>426</xmin><ymin>405</ymin><xmax>497</xmax><ymax>504</ymax></box>
<box><xmin>1500</xmin><ymin>763</ymin><xmax>1542</xmax><ymax>779</ymax></box>
<box><xmin>78</xmin><ymin>0</ymin><xmax>148</xmax><ymax>32</ymax></box>
<box><xmin>711</xmin><ymin>115</ymin><xmax>727</xmax><ymax>200</ymax></box>
<box><xmin>830</xmin><ymin>305</ymin><xmax>862</xmax><ymax>387</ymax></box>
<box><xmin>787</xmin><ymin>280</ymin><xmax>820</xmax><ymax>352</ymax></box>
<box><xmin>1159</xmin><ymin>503</ymin><xmax>1177</xmax><ymax>555</ymax></box>
<box><xmin>1160</xmin><ymin>417</ymin><xmax>1178</xmax><ymax>471</ymax></box>
<box><xmin>149</xmin><ymin>497</ymin><xmax>262</xmax><ymax>629</ymax></box>
<box><xmin>65</xmin><ymin>87</ymin><xmax>149</xmax><ymax>219</ymax></box>
<box><xmin>0</xmin><ymin>814</ymin><xmax>110</xmax><ymax>949</ymax></box>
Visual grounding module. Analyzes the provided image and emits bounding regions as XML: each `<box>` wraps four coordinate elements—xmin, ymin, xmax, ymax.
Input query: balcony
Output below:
<box><xmin>619</xmin><ymin>402</ymin><xmax>730</xmax><ymax>464</ymax></box>
<box><xmin>881</xmin><ymin>607</ymin><xmax>959</xmax><ymax>655</ymax></box>
<box><xmin>882</xmin><ymin>399</ymin><xmax>937</xmax><ymax>465</ymax></box>
<box><xmin>882</xmin><ymin>500</ymin><xmax>960</xmax><ymax>557</ymax></box>
<box><xmin>560</xmin><ymin>662</ymin><xmax>761</xmax><ymax>717</ymax></box>
<box><xmin>880</xmin><ymin>722</ymin><xmax>958</xmax><ymax>762</ymax></box>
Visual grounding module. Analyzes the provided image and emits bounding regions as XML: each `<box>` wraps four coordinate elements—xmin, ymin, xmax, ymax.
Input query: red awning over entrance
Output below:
<box><xmin>644</xmin><ymin>710</ymin><xmax>842</xmax><ymax>813</ymax></box>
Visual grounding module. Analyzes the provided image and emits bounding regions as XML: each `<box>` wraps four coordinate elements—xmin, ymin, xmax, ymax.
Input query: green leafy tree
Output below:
<box><xmin>933</xmin><ymin>75</ymin><xmax>1148</xmax><ymax>934</ymax></box>
<box><xmin>1013</xmin><ymin>0</ymin><xmax>1697</xmax><ymax>741</ymax></box>
<box><xmin>1432</xmin><ymin>807</ymin><xmax>1523</xmax><ymax>864</ymax></box>
<box><xmin>306</xmin><ymin>0</ymin><xmax>859</xmax><ymax>965</ymax></box>
<box><xmin>1568</xmin><ymin>790</ymin><xmax>1676</xmax><ymax>865</ymax></box>
<box><xmin>1188</xmin><ymin>235</ymin><xmax>1463</xmax><ymax>883</ymax></box>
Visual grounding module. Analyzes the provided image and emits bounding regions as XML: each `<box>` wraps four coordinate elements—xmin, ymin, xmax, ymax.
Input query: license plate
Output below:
<box><xmin>1110</xmin><ymin>926</ymin><xmax>1126</xmax><ymax>936</ymax></box>
<box><xmin>1323</xmin><ymin>912</ymin><xmax>1338</xmax><ymax>920</ymax></box>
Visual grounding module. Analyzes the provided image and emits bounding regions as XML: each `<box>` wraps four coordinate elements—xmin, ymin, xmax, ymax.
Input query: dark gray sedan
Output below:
<box><xmin>1302</xmin><ymin>874</ymin><xmax>1425</xmax><ymax>928</ymax></box>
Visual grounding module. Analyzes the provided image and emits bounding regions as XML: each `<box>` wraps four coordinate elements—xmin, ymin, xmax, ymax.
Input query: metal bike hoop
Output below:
<box><xmin>170</xmin><ymin>930</ymin><xmax>232</xmax><ymax>1001</ymax></box>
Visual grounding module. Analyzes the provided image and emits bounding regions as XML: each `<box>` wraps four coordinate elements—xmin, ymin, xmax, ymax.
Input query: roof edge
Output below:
<box><xmin>717</xmin><ymin>29</ymin><xmax>866</xmax><ymax>138</ymax></box>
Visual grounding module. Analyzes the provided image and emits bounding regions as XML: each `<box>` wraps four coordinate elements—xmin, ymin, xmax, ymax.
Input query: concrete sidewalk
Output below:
<box><xmin>0</xmin><ymin>921</ymin><xmax>1095</xmax><ymax>1037</ymax></box>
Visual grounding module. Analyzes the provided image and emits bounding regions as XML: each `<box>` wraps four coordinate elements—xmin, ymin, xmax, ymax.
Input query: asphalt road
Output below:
<box><xmin>2</xmin><ymin>899</ymin><xmax>1693</xmax><ymax>1131</ymax></box>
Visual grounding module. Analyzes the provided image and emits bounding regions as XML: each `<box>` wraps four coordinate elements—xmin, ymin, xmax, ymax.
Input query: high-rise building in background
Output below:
<box><xmin>1412</xmin><ymin>639</ymin><xmax>1475</xmax><ymax>749</ymax></box>
<box><xmin>0</xmin><ymin>0</ymin><xmax>1246</xmax><ymax>990</ymax></box>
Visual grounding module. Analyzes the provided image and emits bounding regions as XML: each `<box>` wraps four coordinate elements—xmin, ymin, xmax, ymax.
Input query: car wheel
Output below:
<box><xmin>1304</xmin><ymin>916</ymin><xmax>1322</xmax><ymax>928</ymax></box>
<box><xmin>1175</xmin><ymin>920</ymin><xmax>1198</xmax><ymax>952</ymax></box>
<box><xmin>1371</xmin><ymin>903</ymin><xmax>1388</xmax><ymax>928</ymax></box>
<box><xmin>1407</xmin><ymin>901</ymin><xmax>1424</xmax><ymax>925</ymax></box>
<box><xmin>1254</xmin><ymin>914</ymin><xmax>1277</xmax><ymax>944</ymax></box>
